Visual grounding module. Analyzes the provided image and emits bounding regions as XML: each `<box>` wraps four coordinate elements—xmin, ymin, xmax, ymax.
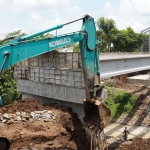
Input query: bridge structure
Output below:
<box><xmin>141</xmin><ymin>27</ymin><xmax>150</xmax><ymax>52</ymax></box>
<box><xmin>100</xmin><ymin>52</ymin><xmax>150</xmax><ymax>78</ymax></box>
<box><xmin>14</xmin><ymin>52</ymin><xmax>150</xmax><ymax>121</ymax></box>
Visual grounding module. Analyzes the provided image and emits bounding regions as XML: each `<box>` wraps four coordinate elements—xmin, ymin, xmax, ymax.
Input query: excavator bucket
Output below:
<box><xmin>0</xmin><ymin>137</ymin><xmax>10</xmax><ymax>150</ymax></box>
<box><xmin>83</xmin><ymin>97</ymin><xmax>111</xmax><ymax>132</ymax></box>
<box><xmin>83</xmin><ymin>97</ymin><xmax>111</xmax><ymax>149</ymax></box>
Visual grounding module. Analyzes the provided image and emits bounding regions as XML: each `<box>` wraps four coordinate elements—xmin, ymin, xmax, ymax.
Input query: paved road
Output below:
<box><xmin>104</xmin><ymin>123</ymin><xmax>150</xmax><ymax>139</ymax></box>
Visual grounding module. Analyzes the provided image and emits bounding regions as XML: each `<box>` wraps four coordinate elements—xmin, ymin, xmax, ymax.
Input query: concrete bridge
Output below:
<box><xmin>100</xmin><ymin>52</ymin><xmax>150</xmax><ymax>78</ymax></box>
<box><xmin>14</xmin><ymin>52</ymin><xmax>150</xmax><ymax>121</ymax></box>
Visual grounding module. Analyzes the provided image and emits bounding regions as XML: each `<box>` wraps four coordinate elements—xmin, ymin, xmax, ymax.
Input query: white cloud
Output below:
<box><xmin>13</xmin><ymin>27</ymin><xmax>22</xmax><ymax>31</ymax></box>
<box><xmin>1</xmin><ymin>0</ymin><xmax>150</xmax><ymax>37</ymax></box>
<box><xmin>117</xmin><ymin>0</ymin><xmax>150</xmax><ymax>31</ymax></box>
<box><xmin>97</xmin><ymin>0</ymin><xmax>150</xmax><ymax>32</ymax></box>
<box><xmin>133</xmin><ymin>0</ymin><xmax>150</xmax><ymax>15</ymax></box>
<box><xmin>67</xmin><ymin>6</ymin><xmax>83</xmax><ymax>15</ymax></box>
<box><xmin>100</xmin><ymin>2</ymin><xmax>115</xmax><ymax>18</ymax></box>
<box><xmin>118</xmin><ymin>0</ymin><xmax>132</xmax><ymax>15</ymax></box>
<box><xmin>30</xmin><ymin>13</ymin><xmax>42</xmax><ymax>21</ymax></box>
<box><xmin>12</xmin><ymin>0</ymin><xmax>70</xmax><ymax>11</ymax></box>
<box><xmin>0</xmin><ymin>0</ymin><xmax>11</xmax><ymax>9</ymax></box>
<box><xmin>28</xmin><ymin>14</ymin><xmax>63</xmax><ymax>34</ymax></box>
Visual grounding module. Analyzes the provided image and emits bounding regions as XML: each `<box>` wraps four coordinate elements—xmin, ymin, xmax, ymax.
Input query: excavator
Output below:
<box><xmin>0</xmin><ymin>14</ymin><xmax>110</xmax><ymax>150</ymax></box>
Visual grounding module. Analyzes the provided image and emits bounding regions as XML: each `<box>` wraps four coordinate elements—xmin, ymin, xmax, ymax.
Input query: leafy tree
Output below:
<box><xmin>73</xmin><ymin>43</ymin><xmax>80</xmax><ymax>52</ymax></box>
<box><xmin>0</xmin><ymin>30</ymin><xmax>52</xmax><ymax>45</ymax></box>
<box><xmin>0</xmin><ymin>30</ymin><xmax>27</xmax><ymax>45</ymax></box>
<box><xmin>33</xmin><ymin>33</ymin><xmax>53</xmax><ymax>40</ymax></box>
<box><xmin>0</xmin><ymin>67</ymin><xmax>21</xmax><ymax>106</ymax></box>
<box><xmin>96</xmin><ymin>30</ymin><xmax>107</xmax><ymax>52</ymax></box>
<box><xmin>96</xmin><ymin>17</ymin><xmax>147</xmax><ymax>52</ymax></box>
<box><xmin>112</xmin><ymin>27</ymin><xmax>148</xmax><ymax>52</ymax></box>
<box><xmin>96</xmin><ymin>17</ymin><xmax>117</xmax><ymax>52</ymax></box>
<box><xmin>0</xmin><ymin>30</ymin><xmax>26</xmax><ymax>106</ymax></box>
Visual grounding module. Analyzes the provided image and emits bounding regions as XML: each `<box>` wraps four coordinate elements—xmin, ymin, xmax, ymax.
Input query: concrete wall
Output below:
<box><xmin>17</xmin><ymin>79</ymin><xmax>85</xmax><ymax>104</ymax></box>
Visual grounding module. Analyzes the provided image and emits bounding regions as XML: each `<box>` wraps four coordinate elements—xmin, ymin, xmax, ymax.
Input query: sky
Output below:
<box><xmin>0</xmin><ymin>0</ymin><xmax>150</xmax><ymax>38</ymax></box>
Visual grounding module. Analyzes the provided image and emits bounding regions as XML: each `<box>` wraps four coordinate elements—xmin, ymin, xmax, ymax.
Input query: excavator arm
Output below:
<box><xmin>0</xmin><ymin>31</ymin><xmax>84</xmax><ymax>71</ymax></box>
<box><xmin>0</xmin><ymin>15</ymin><xmax>102</xmax><ymax>103</ymax></box>
<box><xmin>0</xmin><ymin>14</ymin><xmax>110</xmax><ymax>150</ymax></box>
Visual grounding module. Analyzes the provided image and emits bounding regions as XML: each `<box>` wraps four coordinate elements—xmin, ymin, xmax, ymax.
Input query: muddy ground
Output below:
<box><xmin>0</xmin><ymin>98</ymin><xmax>90</xmax><ymax>150</ymax></box>
<box><xmin>105</xmin><ymin>138</ymin><xmax>150</xmax><ymax>150</ymax></box>
<box><xmin>1</xmin><ymin>81</ymin><xmax>150</xmax><ymax>149</ymax></box>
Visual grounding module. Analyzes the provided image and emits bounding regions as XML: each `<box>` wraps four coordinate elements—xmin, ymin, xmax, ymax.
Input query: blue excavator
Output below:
<box><xmin>0</xmin><ymin>14</ymin><xmax>110</xmax><ymax>150</ymax></box>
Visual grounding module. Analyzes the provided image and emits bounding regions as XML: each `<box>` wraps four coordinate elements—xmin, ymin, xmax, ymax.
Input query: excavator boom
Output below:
<box><xmin>0</xmin><ymin>14</ymin><xmax>110</xmax><ymax>149</ymax></box>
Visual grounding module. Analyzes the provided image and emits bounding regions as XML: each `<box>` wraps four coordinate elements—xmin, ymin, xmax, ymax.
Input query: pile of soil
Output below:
<box><xmin>105</xmin><ymin>138</ymin><xmax>150</xmax><ymax>150</ymax></box>
<box><xmin>0</xmin><ymin>98</ymin><xmax>90</xmax><ymax>150</ymax></box>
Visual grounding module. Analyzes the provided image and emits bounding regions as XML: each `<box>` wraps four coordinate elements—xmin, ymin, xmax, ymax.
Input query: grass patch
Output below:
<box><xmin>105</xmin><ymin>89</ymin><xmax>136</xmax><ymax>118</ymax></box>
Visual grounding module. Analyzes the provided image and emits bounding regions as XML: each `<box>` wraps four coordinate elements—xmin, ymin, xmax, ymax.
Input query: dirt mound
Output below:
<box><xmin>0</xmin><ymin>98</ymin><xmax>90</xmax><ymax>150</ymax></box>
<box><xmin>0</xmin><ymin>98</ymin><xmax>50</xmax><ymax>114</ymax></box>
<box><xmin>105</xmin><ymin>138</ymin><xmax>150</xmax><ymax>150</ymax></box>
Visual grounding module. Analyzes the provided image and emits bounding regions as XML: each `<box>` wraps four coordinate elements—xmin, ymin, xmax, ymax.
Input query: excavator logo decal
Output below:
<box><xmin>49</xmin><ymin>37</ymin><xmax>71</xmax><ymax>48</ymax></box>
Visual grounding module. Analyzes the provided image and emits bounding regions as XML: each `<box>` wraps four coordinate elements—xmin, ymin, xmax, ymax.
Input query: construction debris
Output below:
<box><xmin>0</xmin><ymin>110</ymin><xmax>57</xmax><ymax>124</ymax></box>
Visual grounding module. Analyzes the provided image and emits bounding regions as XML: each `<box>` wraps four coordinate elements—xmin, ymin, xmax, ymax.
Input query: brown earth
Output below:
<box><xmin>0</xmin><ymin>98</ymin><xmax>90</xmax><ymax>150</ymax></box>
<box><xmin>110</xmin><ymin>84</ymin><xmax>150</xmax><ymax>126</ymax></box>
<box><xmin>1</xmin><ymin>76</ymin><xmax>150</xmax><ymax>150</ymax></box>
<box><xmin>104</xmin><ymin>76</ymin><xmax>150</xmax><ymax>150</ymax></box>
<box><xmin>105</xmin><ymin>138</ymin><xmax>150</xmax><ymax>150</ymax></box>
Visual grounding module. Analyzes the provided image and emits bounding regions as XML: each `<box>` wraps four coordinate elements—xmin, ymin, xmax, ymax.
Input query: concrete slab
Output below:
<box><xmin>104</xmin><ymin>123</ymin><xmax>150</xmax><ymax>139</ymax></box>
<box><xmin>127</xmin><ymin>74</ymin><xmax>150</xmax><ymax>86</ymax></box>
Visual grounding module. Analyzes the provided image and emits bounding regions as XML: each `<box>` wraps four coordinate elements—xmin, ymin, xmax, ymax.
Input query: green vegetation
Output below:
<box><xmin>96</xmin><ymin>17</ymin><xmax>148</xmax><ymax>52</ymax></box>
<box><xmin>0</xmin><ymin>30</ymin><xmax>26</xmax><ymax>45</ymax></box>
<box><xmin>105</xmin><ymin>88</ymin><xmax>136</xmax><ymax>118</ymax></box>
<box><xmin>0</xmin><ymin>30</ymin><xmax>24</xmax><ymax>106</ymax></box>
<box><xmin>96</xmin><ymin>17</ymin><xmax>117</xmax><ymax>52</ymax></box>
<box><xmin>73</xmin><ymin>43</ymin><xmax>80</xmax><ymax>52</ymax></box>
<box><xmin>0</xmin><ymin>67</ymin><xmax>21</xmax><ymax>106</ymax></box>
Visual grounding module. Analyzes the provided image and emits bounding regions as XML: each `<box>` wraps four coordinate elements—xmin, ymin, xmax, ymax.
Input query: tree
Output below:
<box><xmin>0</xmin><ymin>30</ymin><xmax>52</xmax><ymax>45</ymax></box>
<box><xmin>73</xmin><ymin>43</ymin><xmax>80</xmax><ymax>52</ymax></box>
<box><xmin>96</xmin><ymin>17</ymin><xmax>148</xmax><ymax>52</ymax></box>
<box><xmin>0</xmin><ymin>30</ymin><xmax>26</xmax><ymax>45</ymax></box>
<box><xmin>112</xmin><ymin>27</ymin><xmax>148</xmax><ymax>52</ymax></box>
<box><xmin>96</xmin><ymin>30</ymin><xmax>107</xmax><ymax>52</ymax></box>
<box><xmin>96</xmin><ymin>17</ymin><xmax>117</xmax><ymax>52</ymax></box>
<box><xmin>0</xmin><ymin>67</ymin><xmax>21</xmax><ymax>105</ymax></box>
<box><xmin>0</xmin><ymin>30</ymin><xmax>26</xmax><ymax>106</ymax></box>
